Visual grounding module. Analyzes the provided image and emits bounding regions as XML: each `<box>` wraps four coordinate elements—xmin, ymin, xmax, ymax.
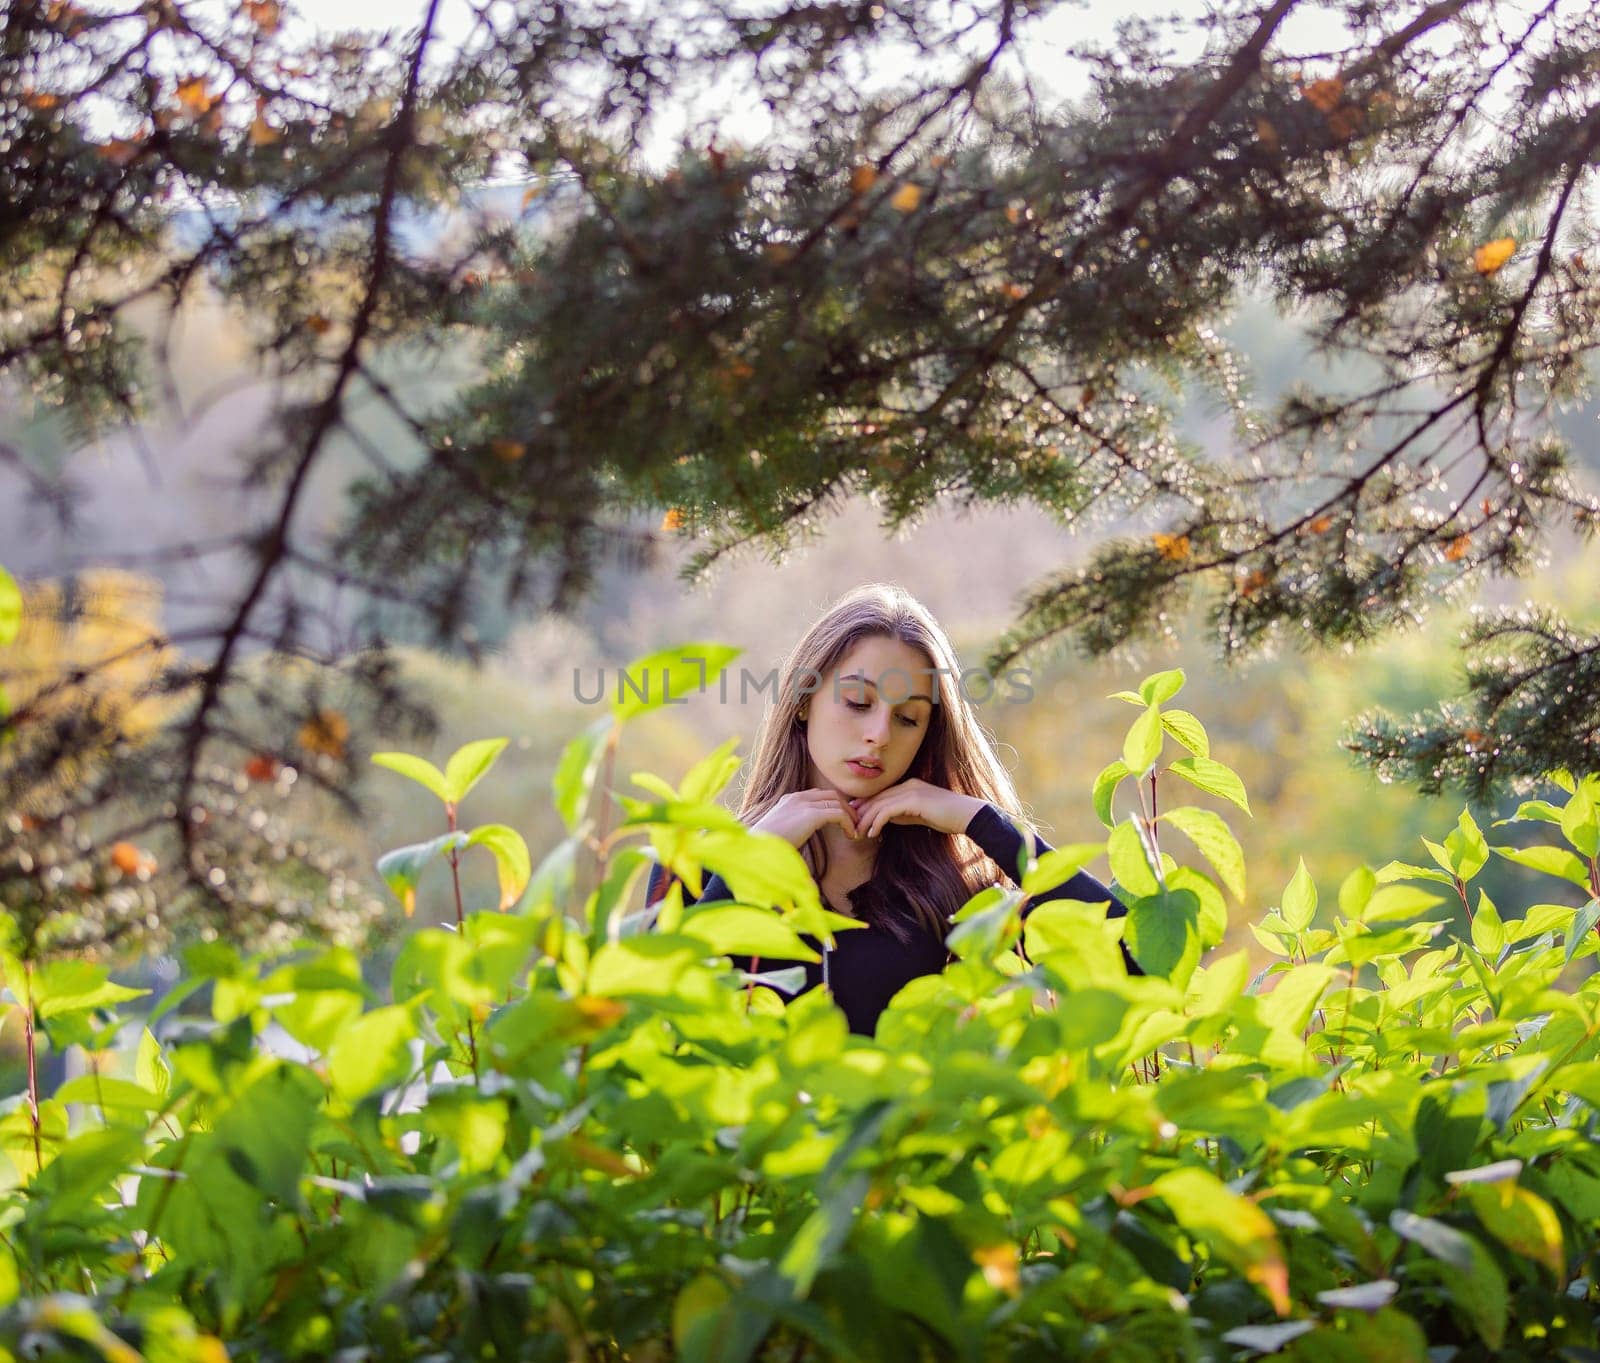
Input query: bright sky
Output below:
<box><xmin>237</xmin><ymin>0</ymin><xmax>1356</xmax><ymax>172</ymax></box>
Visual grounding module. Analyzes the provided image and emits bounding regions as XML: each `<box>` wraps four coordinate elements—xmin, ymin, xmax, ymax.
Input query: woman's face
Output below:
<box><xmin>802</xmin><ymin>635</ymin><xmax>936</xmax><ymax>797</ymax></box>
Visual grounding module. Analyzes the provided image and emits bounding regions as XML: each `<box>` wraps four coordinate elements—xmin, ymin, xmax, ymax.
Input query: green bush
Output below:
<box><xmin>1</xmin><ymin>651</ymin><xmax>1597</xmax><ymax>1363</ymax></box>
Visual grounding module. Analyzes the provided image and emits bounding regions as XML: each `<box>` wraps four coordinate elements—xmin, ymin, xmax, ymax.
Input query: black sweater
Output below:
<box><xmin>643</xmin><ymin>803</ymin><xmax>1129</xmax><ymax>1035</ymax></box>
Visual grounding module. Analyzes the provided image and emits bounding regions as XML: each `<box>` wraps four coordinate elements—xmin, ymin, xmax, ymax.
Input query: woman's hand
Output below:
<box><xmin>850</xmin><ymin>780</ymin><xmax>986</xmax><ymax>840</ymax></box>
<box><xmin>749</xmin><ymin>788</ymin><xmax>865</xmax><ymax>847</ymax></box>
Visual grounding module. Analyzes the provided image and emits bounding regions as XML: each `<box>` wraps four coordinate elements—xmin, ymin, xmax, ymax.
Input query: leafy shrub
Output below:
<box><xmin>1</xmin><ymin>650</ymin><xmax>1597</xmax><ymax>1362</ymax></box>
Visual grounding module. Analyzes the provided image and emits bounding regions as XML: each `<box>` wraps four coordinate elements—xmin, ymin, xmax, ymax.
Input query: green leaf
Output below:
<box><xmin>1160</xmin><ymin>708</ymin><xmax>1210</xmax><ymax>757</ymax></box>
<box><xmin>444</xmin><ymin>737</ymin><xmax>509</xmax><ymax>806</ymax></box>
<box><xmin>136</xmin><ymin>1027</ymin><xmax>170</xmax><ymax>1096</ymax></box>
<box><xmin>1138</xmin><ymin>668</ymin><xmax>1186</xmax><ymax>705</ymax></box>
<box><xmin>1559</xmin><ymin>781</ymin><xmax>1599</xmax><ymax>858</ymax></box>
<box><xmin>681</xmin><ymin>906</ymin><xmax>821</xmax><ymax>963</ymax></box>
<box><xmin>1444</xmin><ymin>809</ymin><xmax>1490</xmax><ymax>880</ymax></box>
<box><xmin>673</xmin><ymin>1272</ymin><xmax>735</xmax><ymax>1363</ymax></box>
<box><xmin>1166</xmin><ymin>756</ymin><xmax>1251</xmax><ymax>816</ymax></box>
<box><xmin>376</xmin><ymin>832</ymin><xmax>466</xmax><ymax>916</ymax></box>
<box><xmin>213</xmin><ymin>1064</ymin><xmax>322</xmax><ymax>1205</ymax></box>
<box><xmin>695</xmin><ymin>830</ymin><xmax>820</xmax><ymax>915</ymax></box>
<box><xmin>681</xmin><ymin>735</ymin><xmax>742</xmax><ymax>804</ymax></box>
<box><xmin>1567</xmin><ymin>898</ymin><xmax>1600</xmax><ymax>967</ymax></box>
<box><xmin>1362</xmin><ymin>883</ymin><xmax>1444</xmax><ymax>924</ymax></box>
<box><xmin>1107</xmin><ymin>820</ymin><xmax>1160</xmax><ymax>899</ymax></box>
<box><xmin>1152</xmin><ymin>1167</ymin><xmax>1289</xmax><ymax>1315</ymax></box>
<box><xmin>1093</xmin><ymin>759</ymin><xmax>1130</xmax><ymax>828</ymax></box>
<box><xmin>28</xmin><ymin>1126</ymin><xmax>145</xmax><ymax>1224</ymax></box>
<box><xmin>370</xmin><ymin>751</ymin><xmax>451</xmax><ymax>803</ymax></box>
<box><xmin>1471</xmin><ymin>890</ymin><xmax>1505</xmax><ymax>957</ymax></box>
<box><xmin>1122</xmin><ymin>703</ymin><xmax>1164</xmax><ymax>773</ymax></box>
<box><xmin>0</xmin><ymin>566</ymin><xmax>20</xmax><ymax>647</ymax></box>
<box><xmin>1280</xmin><ymin>859</ymin><xmax>1317</xmax><ymax>932</ymax></box>
<box><xmin>1464</xmin><ymin>1182</ymin><xmax>1564</xmax><ymax>1278</ymax></box>
<box><xmin>1338</xmin><ymin>865</ymin><xmax>1376</xmax><ymax>919</ymax></box>
<box><xmin>611</xmin><ymin>643</ymin><xmax>742</xmax><ymax>722</ymax></box>
<box><xmin>328</xmin><ymin>1004</ymin><xmax>419</xmax><ymax>1102</ymax></box>
<box><xmin>1388</xmin><ymin>1211</ymin><xmax>1506</xmax><ymax>1349</ymax></box>
<box><xmin>1376</xmin><ymin>859</ymin><xmax>1456</xmax><ymax>887</ymax></box>
<box><xmin>1021</xmin><ymin>843</ymin><xmax>1104</xmax><ymax>898</ymax></box>
<box><xmin>1125</xmin><ymin>887</ymin><xmax>1202</xmax><ymax>989</ymax></box>
<box><xmin>552</xmin><ymin>718</ymin><xmax>612</xmax><ymax>832</ymax></box>
<box><xmin>1108</xmin><ymin>689</ymin><xmax>1144</xmax><ymax>706</ymax></box>
<box><xmin>1490</xmin><ymin>843</ymin><xmax>1591</xmax><ymax>888</ymax></box>
<box><xmin>466</xmin><ymin>823</ymin><xmax>532</xmax><ymax>910</ymax></box>
<box><xmin>1499</xmin><ymin>799</ymin><xmax>1563</xmax><ymax>826</ymax></box>
<box><xmin>53</xmin><ymin>1075</ymin><xmax>166</xmax><ymax>1112</ymax></box>
<box><xmin>22</xmin><ymin>960</ymin><xmax>148</xmax><ymax>1019</ymax></box>
<box><xmin>1160</xmin><ymin>807</ymin><xmax>1244</xmax><ymax>901</ymax></box>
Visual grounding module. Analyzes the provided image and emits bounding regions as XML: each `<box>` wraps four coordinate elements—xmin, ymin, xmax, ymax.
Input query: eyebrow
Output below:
<box><xmin>840</xmin><ymin>673</ymin><xmax>933</xmax><ymax>705</ymax></box>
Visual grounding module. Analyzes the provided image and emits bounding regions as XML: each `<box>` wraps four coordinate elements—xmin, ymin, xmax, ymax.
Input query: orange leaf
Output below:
<box><xmin>244</xmin><ymin>754</ymin><xmax>280</xmax><ymax>782</ymax></box>
<box><xmin>175</xmin><ymin>78</ymin><xmax>217</xmax><ymax>116</ymax></box>
<box><xmin>660</xmin><ymin>508</ymin><xmax>685</xmax><ymax>533</ymax></box>
<box><xmin>520</xmin><ymin>183</ymin><xmax>542</xmax><ymax>210</ymax></box>
<box><xmin>762</xmin><ymin>242</ymin><xmax>795</xmax><ymax>264</ymax></box>
<box><xmin>1239</xmin><ymin>568</ymin><xmax>1270</xmax><ymax>598</ymax></box>
<box><xmin>1326</xmin><ymin>105</ymin><xmax>1363</xmax><ymax>141</ymax></box>
<box><xmin>1153</xmin><ymin>532</ymin><xmax>1191</xmax><ymax>562</ymax></box>
<box><xmin>305</xmin><ymin>313</ymin><xmax>332</xmax><ymax>335</ymax></box>
<box><xmin>850</xmin><ymin>164</ymin><xmax>879</xmax><ymax>195</ymax></box>
<box><xmin>1445</xmin><ymin>533</ymin><xmax>1471</xmax><ymax>561</ymax></box>
<box><xmin>890</xmin><ymin>182</ymin><xmax>923</xmax><ymax>213</ymax></box>
<box><xmin>489</xmin><ymin>438</ymin><xmax>525</xmax><ymax>462</ymax></box>
<box><xmin>1307</xmin><ymin>515</ymin><xmax>1333</xmax><ymax>535</ymax></box>
<box><xmin>110</xmin><ymin>842</ymin><xmax>142</xmax><ymax>875</ymax></box>
<box><xmin>1254</xmin><ymin>118</ymin><xmax>1280</xmax><ymax>152</ymax></box>
<box><xmin>244</xmin><ymin>0</ymin><xmax>281</xmax><ymax>35</ymax></box>
<box><xmin>1001</xmin><ymin>281</ymin><xmax>1030</xmax><ymax>300</ymax></box>
<box><xmin>973</xmin><ymin>1244</ymin><xmax>1021</xmax><ymax>1296</ymax></box>
<box><xmin>1004</xmin><ymin>200</ymin><xmax>1025</xmax><ymax>225</ymax></box>
<box><xmin>297</xmin><ymin>709</ymin><xmax>349</xmax><ymax>760</ymax></box>
<box><xmin>248</xmin><ymin>113</ymin><xmax>280</xmax><ymax>146</ymax></box>
<box><xmin>1301</xmin><ymin>77</ymin><xmax>1344</xmax><ymax>114</ymax></box>
<box><xmin>1474</xmin><ymin>237</ymin><xmax>1516</xmax><ymax>275</ymax></box>
<box><xmin>24</xmin><ymin>91</ymin><xmax>61</xmax><ymax>112</ymax></box>
<box><xmin>96</xmin><ymin>137</ymin><xmax>145</xmax><ymax>166</ymax></box>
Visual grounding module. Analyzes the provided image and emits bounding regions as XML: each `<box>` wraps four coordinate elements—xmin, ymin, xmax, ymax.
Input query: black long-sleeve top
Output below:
<box><xmin>643</xmin><ymin>802</ymin><xmax>1132</xmax><ymax>1035</ymax></box>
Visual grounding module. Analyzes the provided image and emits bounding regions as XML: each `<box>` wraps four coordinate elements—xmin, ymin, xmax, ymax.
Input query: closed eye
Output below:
<box><xmin>845</xmin><ymin>699</ymin><xmax>921</xmax><ymax>728</ymax></box>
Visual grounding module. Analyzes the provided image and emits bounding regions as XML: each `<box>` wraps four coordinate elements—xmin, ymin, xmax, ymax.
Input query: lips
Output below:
<box><xmin>845</xmin><ymin>758</ymin><xmax>881</xmax><ymax>776</ymax></box>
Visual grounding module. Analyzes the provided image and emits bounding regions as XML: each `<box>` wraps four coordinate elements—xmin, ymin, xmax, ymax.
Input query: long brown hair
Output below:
<box><xmin>736</xmin><ymin>583</ymin><xmax>1037</xmax><ymax>942</ymax></box>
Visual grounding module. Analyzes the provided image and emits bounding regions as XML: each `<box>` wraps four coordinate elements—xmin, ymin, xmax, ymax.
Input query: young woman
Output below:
<box><xmin>643</xmin><ymin>582</ymin><xmax>1132</xmax><ymax>1034</ymax></box>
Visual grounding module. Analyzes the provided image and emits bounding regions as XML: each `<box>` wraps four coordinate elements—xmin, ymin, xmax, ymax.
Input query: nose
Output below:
<box><xmin>861</xmin><ymin>704</ymin><xmax>890</xmax><ymax>748</ymax></box>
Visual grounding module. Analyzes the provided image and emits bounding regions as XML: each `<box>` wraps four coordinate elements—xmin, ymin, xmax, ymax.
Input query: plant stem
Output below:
<box><xmin>22</xmin><ymin>962</ymin><xmax>41</xmax><ymax>1176</ymax></box>
<box><xmin>445</xmin><ymin>800</ymin><xmax>480</xmax><ymax>1081</ymax></box>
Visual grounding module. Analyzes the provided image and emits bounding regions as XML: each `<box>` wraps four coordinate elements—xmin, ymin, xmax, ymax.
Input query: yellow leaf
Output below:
<box><xmin>660</xmin><ymin>508</ymin><xmax>685</xmax><ymax>533</ymax></box>
<box><xmin>1474</xmin><ymin>237</ymin><xmax>1516</xmax><ymax>275</ymax></box>
<box><xmin>1445</xmin><ymin>532</ymin><xmax>1471</xmax><ymax>561</ymax></box>
<box><xmin>297</xmin><ymin>708</ymin><xmax>349</xmax><ymax>760</ymax></box>
<box><xmin>1153</xmin><ymin>532</ymin><xmax>1191</xmax><ymax>562</ymax></box>
<box><xmin>890</xmin><ymin>182</ymin><xmax>923</xmax><ymax>213</ymax></box>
